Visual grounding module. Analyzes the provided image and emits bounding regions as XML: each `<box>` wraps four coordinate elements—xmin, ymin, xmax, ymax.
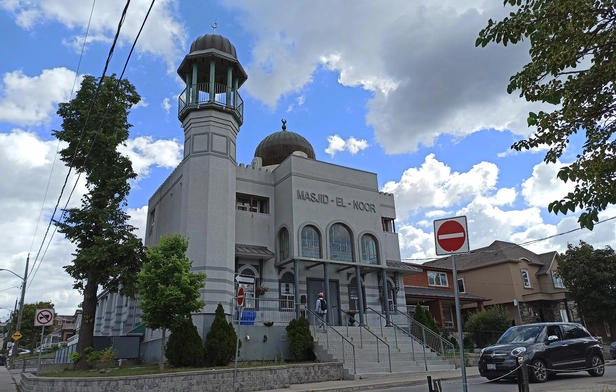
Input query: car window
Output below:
<box><xmin>497</xmin><ymin>325</ymin><xmax>544</xmax><ymax>344</ymax></box>
<box><xmin>546</xmin><ymin>325</ymin><xmax>563</xmax><ymax>340</ymax></box>
<box><xmin>562</xmin><ymin>324</ymin><xmax>590</xmax><ymax>339</ymax></box>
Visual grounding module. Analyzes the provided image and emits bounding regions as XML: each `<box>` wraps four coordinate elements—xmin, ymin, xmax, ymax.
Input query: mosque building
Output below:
<box><xmin>94</xmin><ymin>32</ymin><xmax>420</xmax><ymax>362</ymax></box>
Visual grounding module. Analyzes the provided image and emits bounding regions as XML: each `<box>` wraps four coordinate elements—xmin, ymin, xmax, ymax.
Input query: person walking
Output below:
<box><xmin>316</xmin><ymin>292</ymin><xmax>327</xmax><ymax>332</ymax></box>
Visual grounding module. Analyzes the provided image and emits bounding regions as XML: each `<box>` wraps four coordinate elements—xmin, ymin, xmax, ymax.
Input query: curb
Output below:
<box><xmin>296</xmin><ymin>374</ymin><xmax>483</xmax><ymax>392</ymax></box>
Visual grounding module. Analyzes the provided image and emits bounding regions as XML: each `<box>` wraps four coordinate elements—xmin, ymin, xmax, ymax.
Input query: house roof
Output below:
<box><xmin>386</xmin><ymin>260</ymin><xmax>422</xmax><ymax>275</ymax></box>
<box><xmin>235</xmin><ymin>244</ymin><xmax>275</xmax><ymax>260</ymax></box>
<box><xmin>422</xmin><ymin>240</ymin><xmax>549</xmax><ymax>272</ymax></box>
<box><xmin>404</xmin><ymin>286</ymin><xmax>490</xmax><ymax>302</ymax></box>
<box><xmin>537</xmin><ymin>251</ymin><xmax>557</xmax><ymax>275</ymax></box>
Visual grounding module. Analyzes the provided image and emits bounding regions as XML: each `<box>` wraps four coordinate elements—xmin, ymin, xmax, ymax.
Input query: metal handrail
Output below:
<box><xmin>366</xmin><ymin>307</ymin><xmax>401</xmax><ymax>349</ymax></box>
<box><xmin>178</xmin><ymin>81</ymin><xmax>244</xmax><ymax>119</ymax></box>
<box><xmin>304</xmin><ymin>308</ymin><xmax>356</xmax><ymax>375</ymax></box>
<box><xmin>392</xmin><ymin>308</ymin><xmax>457</xmax><ymax>367</ymax></box>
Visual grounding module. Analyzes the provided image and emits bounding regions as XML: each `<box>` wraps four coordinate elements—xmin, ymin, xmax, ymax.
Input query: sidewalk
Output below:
<box><xmin>260</xmin><ymin>367</ymin><xmax>481</xmax><ymax>392</ymax></box>
<box><xmin>0</xmin><ymin>366</ymin><xmax>17</xmax><ymax>392</ymax></box>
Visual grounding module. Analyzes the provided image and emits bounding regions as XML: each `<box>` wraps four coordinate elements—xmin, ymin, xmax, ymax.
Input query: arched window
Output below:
<box><xmin>279</xmin><ymin>272</ymin><xmax>295</xmax><ymax>311</ymax></box>
<box><xmin>384</xmin><ymin>279</ymin><xmax>397</xmax><ymax>312</ymax></box>
<box><xmin>329</xmin><ymin>223</ymin><xmax>353</xmax><ymax>262</ymax></box>
<box><xmin>301</xmin><ymin>226</ymin><xmax>321</xmax><ymax>258</ymax></box>
<box><xmin>349</xmin><ymin>277</ymin><xmax>366</xmax><ymax>311</ymax></box>
<box><xmin>279</xmin><ymin>228</ymin><xmax>290</xmax><ymax>261</ymax></box>
<box><xmin>361</xmin><ymin>234</ymin><xmax>378</xmax><ymax>265</ymax></box>
<box><xmin>237</xmin><ymin>267</ymin><xmax>256</xmax><ymax>309</ymax></box>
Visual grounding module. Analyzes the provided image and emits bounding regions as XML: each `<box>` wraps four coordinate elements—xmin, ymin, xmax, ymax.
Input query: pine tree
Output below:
<box><xmin>165</xmin><ymin>317</ymin><xmax>204</xmax><ymax>368</ymax></box>
<box><xmin>204</xmin><ymin>304</ymin><xmax>239</xmax><ymax>366</ymax></box>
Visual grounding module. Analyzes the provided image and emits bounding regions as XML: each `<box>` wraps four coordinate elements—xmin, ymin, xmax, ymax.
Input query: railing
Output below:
<box><xmin>305</xmin><ymin>307</ymin><xmax>356</xmax><ymax>376</ymax></box>
<box><xmin>231</xmin><ymin>297</ymin><xmax>296</xmax><ymax>325</ymax></box>
<box><xmin>331</xmin><ymin>305</ymin><xmax>391</xmax><ymax>372</ymax></box>
<box><xmin>178</xmin><ymin>82</ymin><xmax>244</xmax><ymax>120</ymax></box>
<box><xmin>366</xmin><ymin>307</ymin><xmax>400</xmax><ymax>350</ymax></box>
<box><xmin>392</xmin><ymin>308</ymin><xmax>458</xmax><ymax>368</ymax></box>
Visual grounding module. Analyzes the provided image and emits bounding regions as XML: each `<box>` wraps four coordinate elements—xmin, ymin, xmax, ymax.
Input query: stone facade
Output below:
<box><xmin>21</xmin><ymin>363</ymin><xmax>344</xmax><ymax>392</ymax></box>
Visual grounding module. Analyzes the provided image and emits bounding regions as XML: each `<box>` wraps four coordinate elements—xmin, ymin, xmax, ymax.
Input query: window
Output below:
<box><xmin>382</xmin><ymin>217</ymin><xmax>395</xmax><ymax>233</ymax></box>
<box><xmin>385</xmin><ymin>279</ymin><xmax>397</xmax><ymax>312</ymax></box>
<box><xmin>278</xmin><ymin>228</ymin><xmax>290</xmax><ymax>261</ymax></box>
<box><xmin>148</xmin><ymin>208</ymin><xmax>155</xmax><ymax>235</ymax></box>
<box><xmin>443</xmin><ymin>306</ymin><xmax>454</xmax><ymax>328</ymax></box>
<box><xmin>301</xmin><ymin>226</ymin><xmax>321</xmax><ymax>258</ymax></box>
<box><xmin>279</xmin><ymin>272</ymin><xmax>295</xmax><ymax>311</ymax></box>
<box><xmin>552</xmin><ymin>271</ymin><xmax>565</xmax><ymax>288</ymax></box>
<box><xmin>562</xmin><ymin>324</ymin><xmax>590</xmax><ymax>340</ymax></box>
<box><xmin>329</xmin><ymin>223</ymin><xmax>353</xmax><ymax>262</ymax></box>
<box><xmin>457</xmin><ymin>278</ymin><xmax>465</xmax><ymax>293</ymax></box>
<box><xmin>360</xmin><ymin>234</ymin><xmax>378</xmax><ymax>265</ymax></box>
<box><xmin>521</xmin><ymin>269</ymin><xmax>531</xmax><ymax>288</ymax></box>
<box><xmin>427</xmin><ymin>271</ymin><xmax>448</xmax><ymax>287</ymax></box>
<box><xmin>236</xmin><ymin>269</ymin><xmax>256</xmax><ymax>309</ymax></box>
<box><xmin>349</xmin><ymin>277</ymin><xmax>366</xmax><ymax>311</ymax></box>
<box><xmin>236</xmin><ymin>193</ymin><xmax>269</xmax><ymax>214</ymax></box>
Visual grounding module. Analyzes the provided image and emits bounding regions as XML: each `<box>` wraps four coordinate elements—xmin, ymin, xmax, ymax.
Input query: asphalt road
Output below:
<box><xmin>364</xmin><ymin>365</ymin><xmax>616</xmax><ymax>392</ymax></box>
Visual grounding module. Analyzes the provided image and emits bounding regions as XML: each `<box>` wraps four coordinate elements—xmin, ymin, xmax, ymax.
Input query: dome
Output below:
<box><xmin>189</xmin><ymin>34</ymin><xmax>237</xmax><ymax>59</ymax></box>
<box><xmin>254</xmin><ymin>120</ymin><xmax>316</xmax><ymax>166</ymax></box>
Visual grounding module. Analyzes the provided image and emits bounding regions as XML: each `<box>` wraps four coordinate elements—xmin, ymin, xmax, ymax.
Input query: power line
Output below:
<box><xmin>28</xmin><ymin>0</ymin><xmax>98</xmax><ymax>259</ymax></box>
<box><xmin>401</xmin><ymin>214</ymin><xmax>616</xmax><ymax>262</ymax></box>
<box><xmin>27</xmin><ymin>0</ymin><xmax>157</xmax><ymax>291</ymax></box>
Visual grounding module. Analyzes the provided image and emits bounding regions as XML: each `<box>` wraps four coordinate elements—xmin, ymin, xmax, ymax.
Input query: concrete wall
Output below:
<box><xmin>21</xmin><ymin>362</ymin><xmax>344</xmax><ymax>392</ymax></box>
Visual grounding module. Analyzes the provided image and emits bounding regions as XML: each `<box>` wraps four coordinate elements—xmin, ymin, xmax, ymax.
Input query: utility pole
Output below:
<box><xmin>10</xmin><ymin>254</ymin><xmax>29</xmax><ymax>368</ymax></box>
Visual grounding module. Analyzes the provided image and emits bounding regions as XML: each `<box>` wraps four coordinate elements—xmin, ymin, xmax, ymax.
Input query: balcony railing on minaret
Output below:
<box><xmin>178</xmin><ymin>82</ymin><xmax>244</xmax><ymax>121</ymax></box>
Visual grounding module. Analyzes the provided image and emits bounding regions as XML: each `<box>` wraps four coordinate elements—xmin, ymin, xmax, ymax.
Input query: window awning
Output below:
<box><xmin>235</xmin><ymin>244</ymin><xmax>275</xmax><ymax>260</ymax></box>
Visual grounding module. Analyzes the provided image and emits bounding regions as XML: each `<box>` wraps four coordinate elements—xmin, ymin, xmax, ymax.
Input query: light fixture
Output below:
<box><xmin>246</xmin><ymin>335</ymin><xmax>250</xmax><ymax>341</ymax></box>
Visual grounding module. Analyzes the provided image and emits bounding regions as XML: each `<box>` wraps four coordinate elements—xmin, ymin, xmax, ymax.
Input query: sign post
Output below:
<box><xmin>34</xmin><ymin>308</ymin><xmax>54</xmax><ymax>376</ymax></box>
<box><xmin>233</xmin><ymin>284</ymin><xmax>245</xmax><ymax>391</ymax></box>
<box><xmin>434</xmin><ymin>216</ymin><xmax>470</xmax><ymax>392</ymax></box>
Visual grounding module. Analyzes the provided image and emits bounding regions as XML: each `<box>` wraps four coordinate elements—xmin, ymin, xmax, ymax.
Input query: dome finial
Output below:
<box><xmin>211</xmin><ymin>20</ymin><xmax>218</xmax><ymax>34</ymax></box>
<box><xmin>281</xmin><ymin>119</ymin><xmax>287</xmax><ymax>131</ymax></box>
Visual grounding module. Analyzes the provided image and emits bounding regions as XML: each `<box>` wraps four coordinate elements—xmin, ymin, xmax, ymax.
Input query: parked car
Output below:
<box><xmin>7</xmin><ymin>348</ymin><xmax>30</xmax><ymax>356</ymax></box>
<box><xmin>610</xmin><ymin>341</ymin><xmax>616</xmax><ymax>360</ymax></box>
<box><xmin>0</xmin><ymin>354</ymin><xmax>6</xmax><ymax>366</ymax></box>
<box><xmin>478</xmin><ymin>322</ymin><xmax>604</xmax><ymax>383</ymax></box>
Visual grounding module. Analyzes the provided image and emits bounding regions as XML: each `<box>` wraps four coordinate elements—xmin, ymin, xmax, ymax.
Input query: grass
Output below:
<box><xmin>39</xmin><ymin>359</ymin><xmax>297</xmax><ymax>378</ymax></box>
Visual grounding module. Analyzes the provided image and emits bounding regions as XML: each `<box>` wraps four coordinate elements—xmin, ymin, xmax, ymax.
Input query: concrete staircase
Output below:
<box><xmin>313</xmin><ymin>325</ymin><xmax>455</xmax><ymax>379</ymax></box>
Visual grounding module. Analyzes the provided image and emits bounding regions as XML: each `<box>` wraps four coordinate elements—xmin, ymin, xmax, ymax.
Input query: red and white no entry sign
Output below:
<box><xmin>237</xmin><ymin>287</ymin><xmax>245</xmax><ymax>307</ymax></box>
<box><xmin>34</xmin><ymin>308</ymin><xmax>54</xmax><ymax>327</ymax></box>
<box><xmin>434</xmin><ymin>216</ymin><xmax>470</xmax><ymax>255</ymax></box>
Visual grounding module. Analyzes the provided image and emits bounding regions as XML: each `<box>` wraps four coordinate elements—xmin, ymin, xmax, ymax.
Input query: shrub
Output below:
<box><xmin>204</xmin><ymin>303</ymin><xmax>239</xmax><ymax>366</ymax></box>
<box><xmin>286</xmin><ymin>316</ymin><xmax>313</xmax><ymax>359</ymax></box>
<box><xmin>463</xmin><ymin>306</ymin><xmax>511</xmax><ymax>348</ymax></box>
<box><xmin>166</xmin><ymin>316</ymin><xmax>205</xmax><ymax>367</ymax></box>
<box><xmin>85</xmin><ymin>347</ymin><xmax>102</xmax><ymax>366</ymax></box>
<box><xmin>68</xmin><ymin>352</ymin><xmax>81</xmax><ymax>363</ymax></box>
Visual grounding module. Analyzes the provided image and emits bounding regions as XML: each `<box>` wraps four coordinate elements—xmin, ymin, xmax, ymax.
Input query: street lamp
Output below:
<box><xmin>0</xmin><ymin>255</ymin><xmax>29</xmax><ymax>367</ymax></box>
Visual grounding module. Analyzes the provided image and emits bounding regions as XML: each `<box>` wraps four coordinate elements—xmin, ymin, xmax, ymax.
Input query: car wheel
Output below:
<box><xmin>529</xmin><ymin>359</ymin><xmax>548</xmax><ymax>383</ymax></box>
<box><xmin>588</xmin><ymin>355</ymin><xmax>605</xmax><ymax>377</ymax></box>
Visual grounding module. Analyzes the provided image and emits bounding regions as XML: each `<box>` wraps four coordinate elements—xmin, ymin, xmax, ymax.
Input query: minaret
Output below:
<box><xmin>176</xmin><ymin>32</ymin><xmax>247</xmax><ymax>324</ymax></box>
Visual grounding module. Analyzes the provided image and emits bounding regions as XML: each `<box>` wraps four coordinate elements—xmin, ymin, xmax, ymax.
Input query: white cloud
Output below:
<box><xmin>386</xmin><ymin>156</ymin><xmax>616</xmax><ymax>261</ymax></box>
<box><xmin>132</xmin><ymin>98</ymin><xmax>149</xmax><ymax>109</ymax></box>
<box><xmin>325</xmin><ymin>135</ymin><xmax>369</xmax><ymax>157</ymax></box>
<box><xmin>0</xmin><ymin>68</ymin><xmax>81</xmax><ymax>126</ymax></box>
<box><xmin>382</xmin><ymin>153</ymin><xmax>499</xmax><ymax>219</ymax></box>
<box><xmin>118</xmin><ymin>136</ymin><xmax>183</xmax><ymax>178</ymax></box>
<box><xmin>2</xmin><ymin>0</ymin><xmax>187</xmax><ymax>71</ymax></box>
<box><xmin>521</xmin><ymin>160</ymin><xmax>575</xmax><ymax>208</ymax></box>
<box><xmin>161</xmin><ymin>97</ymin><xmax>171</xmax><ymax>114</ymax></box>
<box><xmin>0</xmin><ymin>129</ymin><xmax>179</xmax><ymax>314</ymax></box>
<box><xmin>497</xmin><ymin>144</ymin><xmax>550</xmax><ymax>158</ymax></box>
<box><xmin>223</xmin><ymin>0</ymin><xmax>551</xmax><ymax>154</ymax></box>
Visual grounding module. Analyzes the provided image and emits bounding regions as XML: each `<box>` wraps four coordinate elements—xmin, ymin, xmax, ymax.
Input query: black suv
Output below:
<box><xmin>478</xmin><ymin>322</ymin><xmax>604</xmax><ymax>383</ymax></box>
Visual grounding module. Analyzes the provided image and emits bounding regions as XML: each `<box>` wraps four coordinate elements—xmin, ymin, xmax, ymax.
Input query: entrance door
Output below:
<box><xmin>307</xmin><ymin>278</ymin><xmax>340</xmax><ymax>326</ymax></box>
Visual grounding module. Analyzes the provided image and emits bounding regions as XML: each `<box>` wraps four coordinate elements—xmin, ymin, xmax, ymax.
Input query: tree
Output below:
<box><xmin>476</xmin><ymin>0</ymin><xmax>616</xmax><ymax>230</ymax></box>
<box><xmin>557</xmin><ymin>241</ymin><xmax>616</xmax><ymax>336</ymax></box>
<box><xmin>137</xmin><ymin>234</ymin><xmax>206</xmax><ymax>371</ymax></box>
<box><xmin>53</xmin><ymin>74</ymin><xmax>145</xmax><ymax>369</ymax></box>
<box><xmin>10</xmin><ymin>302</ymin><xmax>55</xmax><ymax>351</ymax></box>
<box><xmin>463</xmin><ymin>306</ymin><xmax>511</xmax><ymax>348</ymax></box>
<box><xmin>204</xmin><ymin>304</ymin><xmax>239</xmax><ymax>366</ymax></box>
<box><xmin>285</xmin><ymin>316</ymin><xmax>313</xmax><ymax>359</ymax></box>
<box><xmin>165</xmin><ymin>316</ymin><xmax>205</xmax><ymax>368</ymax></box>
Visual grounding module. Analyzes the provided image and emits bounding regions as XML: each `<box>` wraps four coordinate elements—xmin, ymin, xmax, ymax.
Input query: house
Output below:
<box><xmin>41</xmin><ymin>311</ymin><xmax>80</xmax><ymax>350</ymax></box>
<box><xmin>423</xmin><ymin>240</ymin><xmax>576</xmax><ymax>326</ymax></box>
<box><xmin>403</xmin><ymin>264</ymin><xmax>489</xmax><ymax>330</ymax></box>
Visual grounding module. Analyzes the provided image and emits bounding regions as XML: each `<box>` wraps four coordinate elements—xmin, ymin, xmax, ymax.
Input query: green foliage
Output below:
<box><xmin>463</xmin><ymin>306</ymin><xmax>511</xmax><ymax>348</ymax></box>
<box><xmin>476</xmin><ymin>0</ymin><xmax>616</xmax><ymax>230</ymax></box>
<box><xmin>68</xmin><ymin>352</ymin><xmax>81</xmax><ymax>363</ymax></box>
<box><xmin>137</xmin><ymin>234</ymin><xmax>206</xmax><ymax>331</ymax></box>
<box><xmin>463</xmin><ymin>336</ymin><xmax>475</xmax><ymax>352</ymax></box>
<box><xmin>10</xmin><ymin>302</ymin><xmax>55</xmax><ymax>349</ymax></box>
<box><xmin>204</xmin><ymin>304</ymin><xmax>240</xmax><ymax>366</ymax></box>
<box><xmin>557</xmin><ymin>241</ymin><xmax>616</xmax><ymax>323</ymax></box>
<box><xmin>85</xmin><ymin>347</ymin><xmax>116</xmax><ymax>367</ymax></box>
<box><xmin>165</xmin><ymin>317</ymin><xmax>204</xmax><ymax>367</ymax></box>
<box><xmin>285</xmin><ymin>316</ymin><xmax>313</xmax><ymax>359</ymax></box>
<box><xmin>412</xmin><ymin>305</ymin><xmax>439</xmax><ymax>334</ymax></box>
<box><xmin>52</xmin><ymin>74</ymin><xmax>145</xmax><ymax>366</ymax></box>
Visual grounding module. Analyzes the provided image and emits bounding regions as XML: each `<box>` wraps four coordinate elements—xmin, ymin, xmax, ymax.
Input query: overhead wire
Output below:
<box><xmin>28</xmin><ymin>0</ymin><xmax>97</xmax><ymax>259</ymax></box>
<box><xmin>27</xmin><ymin>0</ymin><xmax>157</xmax><ymax>292</ymax></box>
<box><xmin>401</xmin><ymin>214</ymin><xmax>616</xmax><ymax>262</ymax></box>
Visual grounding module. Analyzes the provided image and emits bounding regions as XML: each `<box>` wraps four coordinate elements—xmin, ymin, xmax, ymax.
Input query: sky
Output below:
<box><xmin>0</xmin><ymin>0</ymin><xmax>614</xmax><ymax>318</ymax></box>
